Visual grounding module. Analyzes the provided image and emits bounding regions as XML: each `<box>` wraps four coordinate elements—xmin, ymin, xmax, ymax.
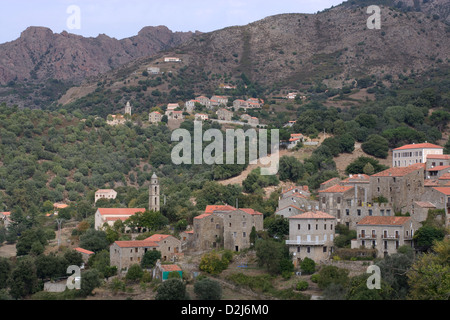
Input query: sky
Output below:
<box><xmin>0</xmin><ymin>0</ymin><xmax>345</xmax><ymax>44</ymax></box>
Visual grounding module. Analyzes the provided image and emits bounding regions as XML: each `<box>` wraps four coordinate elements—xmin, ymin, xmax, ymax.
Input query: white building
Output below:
<box><xmin>94</xmin><ymin>208</ymin><xmax>146</xmax><ymax>230</ymax></box>
<box><xmin>393</xmin><ymin>143</ymin><xmax>444</xmax><ymax>167</ymax></box>
<box><xmin>95</xmin><ymin>189</ymin><xmax>118</xmax><ymax>203</ymax></box>
<box><xmin>164</xmin><ymin>57</ymin><xmax>181</xmax><ymax>62</ymax></box>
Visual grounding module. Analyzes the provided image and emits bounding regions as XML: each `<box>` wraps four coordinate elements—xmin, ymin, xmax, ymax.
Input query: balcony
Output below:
<box><xmin>382</xmin><ymin>234</ymin><xmax>400</xmax><ymax>240</ymax></box>
<box><xmin>358</xmin><ymin>233</ymin><xmax>377</xmax><ymax>239</ymax></box>
<box><xmin>286</xmin><ymin>239</ymin><xmax>325</xmax><ymax>246</ymax></box>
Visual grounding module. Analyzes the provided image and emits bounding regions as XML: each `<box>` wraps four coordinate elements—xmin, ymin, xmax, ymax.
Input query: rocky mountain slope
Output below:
<box><xmin>0</xmin><ymin>25</ymin><xmax>198</xmax><ymax>85</ymax></box>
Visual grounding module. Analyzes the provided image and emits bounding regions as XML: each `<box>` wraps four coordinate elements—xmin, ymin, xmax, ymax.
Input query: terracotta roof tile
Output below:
<box><xmin>357</xmin><ymin>216</ymin><xmax>411</xmax><ymax>226</ymax></box>
<box><xmin>289</xmin><ymin>211</ymin><xmax>335</xmax><ymax>219</ymax></box>
<box><xmin>371</xmin><ymin>163</ymin><xmax>424</xmax><ymax>177</ymax></box>
<box><xmin>161</xmin><ymin>264</ymin><xmax>182</xmax><ymax>272</ymax></box>
<box><xmin>194</xmin><ymin>213</ymin><xmax>212</xmax><ymax>220</ymax></box>
<box><xmin>414</xmin><ymin>201</ymin><xmax>436</xmax><ymax>208</ymax></box>
<box><xmin>144</xmin><ymin>234</ymin><xmax>171</xmax><ymax>242</ymax></box>
<box><xmin>432</xmin><ymin>187</ymin><xmax>450</xmax><ymax>195</ymax></box>
<box><xmin>97</xmin><ymin>208</ymin><xmax>146</xmax><ymax>216</ymax></box>
<box><xmin>394</xmin><ymin>143</ymin><xmax>443</xmax><ymax>150</ymax></box>
<box><xmin>240</xmin><ymin>208</ymin><xmax>263</xmax><ymax>215</ymax></box>
<box><xmin>318</xmin><ymin>185</ymin><xmax>354</xmax><ymax>193</ymax></box>
<box><xmin>426</xmin><ymin>154</ymin><xmax>450</xmax><ymax>160</ymax></box>
<box><xmin>114</xmin><ymin>240</ymin><xmax>158</xmax><ymax>248</ymax></box>
<box><xmin>204</xmin><ymin>205</ymin><xmax>236</xmax><ymax>214</ymax></box>
<box><xmin>439</xmin><ymin>173</ymin><xmax>450</xmax><ymax>180</ymax></box>
<box><xmin>427</xmin><ymin>165</ymin><xmax>450</xmax><ymax>171</ymax></box>
<box><xmin>75</xmin><ymin>247</ymin><xmax>95</xmax><ymax>255</ymax></box>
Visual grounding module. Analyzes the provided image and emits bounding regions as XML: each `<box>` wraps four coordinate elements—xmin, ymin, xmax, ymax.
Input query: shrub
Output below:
<box><xmin>296</xmin><ymin>280</ymin><xmax>309</xmax><ymax>291</ymax></box>
<box><xmin>300</xmin><ymin>257</ymin><xmax>316</xmax><ymax>274</ymax></box>
<box><xmin>194</xmin><ymin>278</ymin><xmax>222</xmax><ymax>300</ymax></box>
<box><xmin>310</xmin><ymin>274</ymin><xmax>320</xmax><ymax>283</ymax></box>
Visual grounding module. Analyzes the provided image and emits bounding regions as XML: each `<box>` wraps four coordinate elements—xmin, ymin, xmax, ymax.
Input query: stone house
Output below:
<box><xmin>194</xmin><ymin>113</ymin><xmax>209</xmax><ymax>121</ymax></box>
<box><xmin>75</xmin><ymin>247</ymin><xmax>95</xmax><ymax>263</ymax></box>
<box><xmin>196</xmin><ymin>96</ymin><xmax>211</xmax><ymax>108</ymax></box>
<box><xmin>185</xmin><ymin>100</ymin><xmax>200</xmax><ymax>113</ymax></box>
<box><xmin>110</xmin><ymin>234</ymin><xmax>182</xmax><ymax>271</ymax></box>
<box><xmin>210</xmin><ymin>95</ymin><xmax>228</xmax><ymax>107</ymax></box>
<box><xmin>353</xmin><ymin>216</ymin><xmax>416</xmax><ymax>257</ymax></box>
<box><xmin>110</xmin><ymin>239</ymin><xmax>158</xmax><ymax>271</ymax></box>
<box><xmin>165</xmin><ymin>110</ymin><xmax>184</xmax><ymax>120</ymax></box>
<box><xmin>192</xmin><ymin>205</ymin><xmax>263</xmax><ymax>252</ymax></box>
<box><xmin>286</xmin><ymin>211</ymin><xmax>336</xmax><ymax>265</ymax></box>
<box><xmin>94</xmin><ymin>189</ymin><xmax>117</xmax><ymax>203</ymax></box>
<box><xmin>233</xmin><ymin>99</ymin><xmax>248</xmax><ymax>110</ymax></box>
<box><xmin>216</xmin><ymin>108</ymin><xmax>233</xmax><ymax>121</ymax></box>
<box><xmin>149</xmin><ymin>111</ymin><xmax>162</xmax><ymax>124</ymax></box>
<box><xmin>94</xmin><ymin>208</ymin><xmax>146</xmax><ymax>230</ymax></box>
<box><xmin>370</xmin><ymin>163</ymin><xmax>425</xmax><ymax>214</ymax></box>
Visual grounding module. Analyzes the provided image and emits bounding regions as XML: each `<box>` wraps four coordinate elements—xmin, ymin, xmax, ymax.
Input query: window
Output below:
<box><xmin>243</xmin><ymin>232</ymin><xmax>246</xmax><ymax>237</ymax></box>
<box><xmin>369</xmin><ymin>209</ymin><xmax>373</xmax><ymax>216</ymax></box>
<box><xmin>316</xmin><ymin>224</ymin><xmax>318</xmax><ymax>230</ymax></box>
<box><xmin>298</xmin><ymin>224</ymin><xmax>301</xmax><ymax>230</ymax></box>
<box><xmin>308</xmin><ymin>224</ymin><xmax>311</xmax><ymax>230</ymax></box>
<box><xmin>307</xmin><ymin>247</ymin><xmax>311</xmax><ymax>253</ymax></box>
<box><xmin>337</xmin><ymin>197</ymin><xmax>341</xmax><ymax>204</ymax></box>
<box><xmin>357</xmin><ymin>209</ymin><xmax>361</xmax><ymax>216</ymax></box>
<box><xmin>135</xmin><ymin>248</ymin><xmax>138</xmax><ymax>253</ymax></box>
<box><xmin>323</xmin><ymin>246</ymin><xmax>327</xmax><ymax>253</ymax></box>
<box><xmin>324</xmin><ymin>224</ymin><xmax>327</xmax><ymax>230</ymax></box>
<box><xmin>346</xmin><ymin>209</ymin><xmax>350</xmax><ymax>216</ymax></box>
<box><xmin>297</xmin><ymin>247</ymin><xmax>300</xmax><ymax>252</ymax></box>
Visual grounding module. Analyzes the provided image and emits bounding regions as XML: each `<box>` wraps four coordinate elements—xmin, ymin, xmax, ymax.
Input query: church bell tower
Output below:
<box><xmin>149</xmin><ymin>173</ymin><xmax>160</xmax><ymax>212</ymax></box>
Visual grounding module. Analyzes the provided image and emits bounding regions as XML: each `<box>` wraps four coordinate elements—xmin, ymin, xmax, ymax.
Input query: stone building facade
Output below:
<box><xmin>192</xmin><ymin>205</ymin><xmax>263</xmax><ymax>252</ymax></box>
<box><xmin>353</xmin><ymin>216</ymin><xmax>416</xmax><ymax>257</ymax></box>
<box><xmin>286</xmin><ymin>211</ymin><xmax>336</xmax><ymax>265</ymax></box>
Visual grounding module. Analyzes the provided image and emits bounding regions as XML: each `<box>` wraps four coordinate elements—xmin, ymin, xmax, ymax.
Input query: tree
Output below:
<box><xmin>317</xmin><ymin>265</ymin><xmax>349</xmax><ymax>290</ymax></box>
<box><xmin>361</xmin><ymin>134</ymin><xmax>389</xmax><ymax>158</ymax></box>
<box><xmin>79</xmin><ymin>269</ymin><xmax>102</xmax><ymax>297</ymax></box>
<box><xmin>362</xmin><ymin>162</ymin><xmax>375</xmax><ymax>175</ymax></box>
<box><xmin>278</xmin><ymin>156</ymin><xmax>305</xmax><ymax>182</ymax></box>
<box><xmin>0</xmin><ymin>258</ymin><xmax>11</xmax><ymax>289</ymax></box>
<box><xmin>141</xmin><ymin>250</ymin><xmax>161</xmax><ymax>269</ymax></box>
<box><xmin>264</xmin><ymin>215</ymin><xmax>289</xmax><ymax>239</ymax></box>
<box><xmin>16</xmin><ymin>228</ymin><xmax>48</xmax><ymax>256</ymax></box>
<box><xmin>300</xmin><ymin>257</ymin><xmax>316</xmax><ymax>275</ymax></box>
<box><xmin>407</xmin><ymin>238</ymin><xmax>450</xmax><ymax>300</ymax></box>
<box><xmin>346</xmin><ymin>273</ymin><xmax>393</xmax><ymax>300</ymax></box>
<box><xmin>88</xmin><ymin>250</ymin><xmax>117</xmax><ymax>279</ymax></box>
<box><xmin>79</xmin><ymin>229</ymin><xmax>109</xmax><ymax>253</ymax></box>
<box><xmin>345</xmin><ymin>156</ymin><xmax>388</xmax><ymax>175</ymax></box>
<box><xmin>199</xmin><ymin>251</ymin><xmax>229</xmax><ymax>275</ymax></box>
<box><xmin>8</xmin><ymin>256</ymin><xmax>39</xmax><ymax>299</ymax></box>
<box><xmin>194</xmin><ymin>277</ymin><xmax>222</xmax><ymax>300</ymax></box>
<box><xmin>126</xmin><ymin>264</ymin><xmax>144</xmax><ymax>282</ymax></box>
<box><xmin>155</xmin><ymin>279</ymin><xmax>187</xmax><ymax>300</ymax></box>
<box><xmin>255</xmin><ymin>239</ymin><xmax>291</xmax><ymax>275</ymax></box>
<box><xmin>413</xmin><ymin>225</ymin><xmax>445</xmax><ymax>250</ymax></box>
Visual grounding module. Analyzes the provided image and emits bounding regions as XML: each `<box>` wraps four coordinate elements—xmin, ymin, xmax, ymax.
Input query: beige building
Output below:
<box><xmin>286</xmin><ymin>211</ymin><xmax>336</xmax><ymax>265</ymax></box>
<box><xmin>353</xmin><ymin>216</ymin><xmax>416</xmax><ymax>257</ymax></box>
<box><xmin>393</xmin><ymin>142</ymin><xmax>443</xmax><ymax>167</ymax></box>
<box><xmin>192</xmin><ymin>205</ymin><xmax>264</xmax><ymax>252</ymax></box>
<box><xmin>149</xmin><ymin>111</ymin><xmax>162</xmax><ymax>124</ymax></box>
<box><xmin>195</xmin><ymin>113</ymin><xmax>209</xmax><ymax>121</ymax></box>
<box><xmin>94</xmin><ymin>208</ymin><xmax>146</xmax><ymax>230</ymax></box>
<box><xmin>196</xmin><ymin>96</ymin><xmax>211</xmax><ymax>108</ymax></box>
<box><xmin>94</xmin><ymin>189</ymin><xmax>117</xmax><ymax>203</ymax></box>
<box><xmin>216</xmin><ymin>108</ymin><xmax>233</xmax><ymax>121</ymax></box>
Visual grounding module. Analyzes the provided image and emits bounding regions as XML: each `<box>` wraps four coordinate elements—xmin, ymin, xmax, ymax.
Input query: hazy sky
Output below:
<box><xmin>0</xmin><ymin>0</ymin><xmax>345</xmax><ymax>44</ymax></box>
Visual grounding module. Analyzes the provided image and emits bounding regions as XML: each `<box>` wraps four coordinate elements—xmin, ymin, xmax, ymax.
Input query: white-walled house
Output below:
<box><xmin>393</xmin><ymin>143</ymin><xmax>443</xmax><ymax>167</ymax></box>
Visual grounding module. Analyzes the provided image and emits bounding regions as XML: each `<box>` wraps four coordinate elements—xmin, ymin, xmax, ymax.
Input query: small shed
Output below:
<box><xmin>153</xmin><ymin>260</ymin><xmax>182</xmax><ymax>281</ymax></box>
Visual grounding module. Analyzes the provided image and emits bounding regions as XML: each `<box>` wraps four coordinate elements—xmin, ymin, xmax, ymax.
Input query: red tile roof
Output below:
<box><xmin>144</xmin><ymin>234</ymin><xmax>171</xmax><ymax>242</ymax></box>
<box><xmin>371</xmin><ymin>163</ymin><xmax>424</xmax><ymax>177</ymax></box>
<box><xmin>75</xmin><ymin>247</ymin><xmax>94</xmax><ymax>255</ymax></box>
<box><xmin>240</xmin><ymin>208</ymin><xmax>263</xmax><ymax>215</ymax></box>
<box><xmin>97</xmin><ymin>208</ymin><xmax>146</xmax><ymax>216</ymax></box>
<box><xmin>194</xmin><ymin>213</ymin><xmax>212</xmax><ymax>220</ymax></box>
<box><xmin>341</xmin><ymin>174</ymin><xmax>370</xmax><ymax>183</ymax></box>
<box><xmin>161</xmin><ymin>264</ymin><xmax>182</xmax><ymax>272</ymax></box>
<box><xmin>414</xmin><ymin>201</ymin><xmax>436</xmax><ymax>208</ymax></box>
<box><xmin>289</xmin><ymin>211</ymin><xmax>335</xmax><ymax>219</ymax></box>
<box><xmin>114</xmin><ymin>240</ymin><xmax>158</xmax><ymax>248</ymax></box>
<box><xmin>357</xmin><ymin>216</ymin><xmax>411</xmax><ymax>226</ymax></box>
<box><xmin>204</xmin><ymin>205</ymin><xmax>236</xmax><ymax>214</ymax></box>
<box><xmin>318</xmin><ymin>185</ymin><xmax>354</xmax><ymax>193</ymax></box>
<box><xmin>426</xmin><ymin>154</ymin><xmax>450</xmax><ymax>160</ymax></box>
<box><xmin>439</xmin><ymin>173</ymin><xmax>450</xmax><ymax>180</ymax></box>
<box><xmin>432</xmin><ymin>187</ymin><xmax>450</xmax><ymax>195</ymax></box>
<box><xmin>427</xmin><ymin>165</ymin><xmax>450</xmax><ymax>172</ymax></box>
<box><xmin>394</xmin><ymin>143</ymin><xmax>443</xmax><ymax>150</ymax></box>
